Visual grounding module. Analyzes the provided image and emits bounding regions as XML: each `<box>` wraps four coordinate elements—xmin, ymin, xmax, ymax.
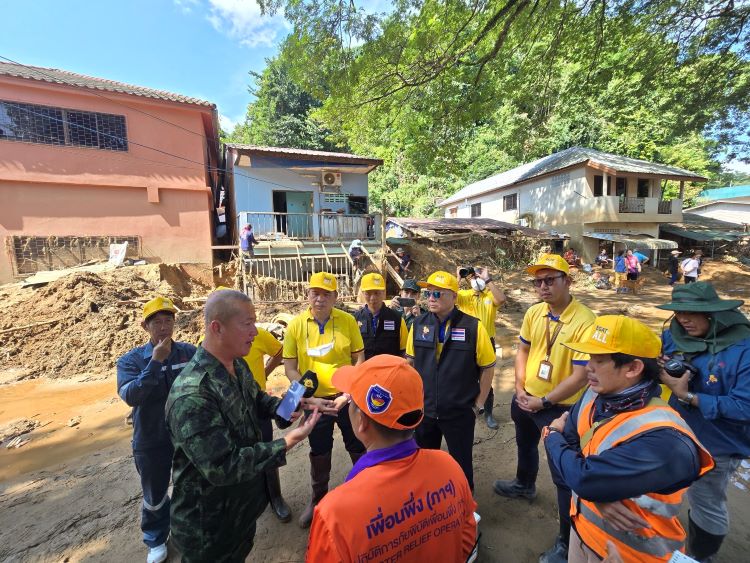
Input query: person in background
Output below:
<box><xmin>625</xmin><ymin>250</ymin><xmax>641</xmax><ymax>285</ymax></box>
<box><xmin>389</xmin><ymin>279</ymin><xmax>426</xmax><ymax>330</ymax></box>
<box><xmin>117</xmin><ymin>296</ymin><xmax>197</xmax><ymax>563</ymax></box>
<box><xmin>657</xmin><ymin>282</ymin><xmax>750</xmax><ymax>562</ymax></box>
<box><xmin>456</xmin><ymin>266</ymin><xmax>506</xmax><ymax>429</ymax></box>
<box><xmin>614</xmin><ymin>251</ymin><xmax>628</xmax><ymax>294</ymax></box>
<box><xmin>668</xmin><ymin>250</ymin><xmax>682</xmax><ymax>286</ymax></box>
<box><xmin>633</xmin><ymin>250</ymin><xmax>650</xmax><ymax>266</ymax></box>
<box><xmin>595</xmin><ymin>249</ymin><xmax>610</xmax><ymax>267</ymax></box>
<box><xmin>240</xmin><ymin>224</ymin><xmax>258</xmax><ymax>258</ymax></box>
<box><xmin>306</xmin><ymin>355</ymin><xmax>479</xmax><ymax>562</ymax></box>
<box><xmin>545</xmin><ymin>315</ymin><xmax>713</xmax><ymax>563</ymax></box>
<box><xmin>681</xmin><ymin>253</ymin><xmax>700</xmax><ymax>284</ymax></box>
<box><xmin>564</xmin><ymin>248</ymin><xmax>580</xmax><ymax>267</ymax></box>
<box><xmin>396</xmin><ymin>247</ymin><xmax>412</xmax><ymax>276</ymax></box>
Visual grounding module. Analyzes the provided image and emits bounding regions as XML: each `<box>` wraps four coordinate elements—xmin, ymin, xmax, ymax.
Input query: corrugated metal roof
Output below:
<box><xmin>660</xmin><ymin>212</ymin><xmax>748</xmax><ymax>241</ymax></box>
<box><xmin>227</xmin><ymin>144</ymin><xmax>383</xmax><ymax>166</ymax></box>
<box><xmin>696</xmin><ymin>185</ymin><xmax>750</xmax><ymax>201</ymax></box>
<box><xmin>440</xmin><ymin>146</ymin><xmax>706</xmax><ymax>207</ymax></box>
<box><xmin>386</xmin><ymin>217</ymin><xmax>562</xmax><ymax>238</ymax></box>
<box><xmin>583</xmin><ymin>232</ymin><xmax>677</xmax><ymax>250</ymax></box>
<box><xmin>0</xmin><ymin>61</ymin><xmax>215</xmax><ymax>107</ymax></box>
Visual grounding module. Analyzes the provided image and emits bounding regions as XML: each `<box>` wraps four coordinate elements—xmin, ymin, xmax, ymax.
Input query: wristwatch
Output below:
<box><xmin>678</xmin><ymin>391</ymin><xmax>695</xmax><ymax>406</ymax></box>
<box><xmin>541</xmin><ymin>396</ymin><xmax>553</xmax><ymax>409</ymax></box>
<box><xmin>542</xmin><ymin>426</ymin><xmax>559</xmax><ymax>439</ymax></box>
<box><xmin>472</xmin><ymin>404</ymin><xmax>485</xmax><ymax>417</ymax></box>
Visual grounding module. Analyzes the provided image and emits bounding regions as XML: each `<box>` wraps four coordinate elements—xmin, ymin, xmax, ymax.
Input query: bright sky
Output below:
<box><xmin>2</xmin><ymin>0</ymin><xmax>290</xmax><ymax>131</ymax></box>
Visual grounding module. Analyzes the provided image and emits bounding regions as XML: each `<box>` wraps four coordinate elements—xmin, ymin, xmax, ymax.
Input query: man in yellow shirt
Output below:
<box><xmin>456</xmin><ymin>266</ymin><xmax>506</xmax><ymax>429</ymax></box>
<box><xmin>283</xmin><ymin>272</ymin><xmax>366</xmax><ymax>529</ymax></box>
<box><xmin>405</xmin><ymin>270</ymin><xmax>496</xmax><ymax>491</ymax></box>
<box><xmin>493</xmin><ymin>254</ymin><xmax>595</xmax><ymax>563</ymax></box>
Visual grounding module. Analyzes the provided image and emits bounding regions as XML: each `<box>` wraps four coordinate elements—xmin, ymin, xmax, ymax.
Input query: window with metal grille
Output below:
<box><xmin>0</xmin><ymin>100</ymin><xmax>128</xmax><ymax>151</ymax></box>
<box><xmin>503</xmin><ymin>193</ymin><xmax>518</xmax><ymax>211</ymax></box>
<box><xmin>470</xmin><ymin>202</ymin><xmax>481</xmax><ymax>217</ymax></box>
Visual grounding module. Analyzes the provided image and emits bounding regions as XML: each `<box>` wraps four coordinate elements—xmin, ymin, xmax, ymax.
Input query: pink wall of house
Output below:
<box><xmin>0</xmin><ymin>74</ymin><xmax>218</xmax><ymax>282</ymax></box>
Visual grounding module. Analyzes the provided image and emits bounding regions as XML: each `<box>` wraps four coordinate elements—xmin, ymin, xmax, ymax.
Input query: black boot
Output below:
<box><xmin>688</xmin><ymin>513</ymin><xmax>725</xmax><ymax>562</ymax></box>
<box><xmin>484</xmin><ymin>390</ymin><xmax>499</xmax><ymax>430</ymax></box>
<box><xmin>265</xmin><ymin>467</ymin><xmax>291</xmax><ymax>523</ymax></box>
<box><xmin>299</xmin><ymin>452</ymin><xmax>332</xmax><ymax>529</ymax></box>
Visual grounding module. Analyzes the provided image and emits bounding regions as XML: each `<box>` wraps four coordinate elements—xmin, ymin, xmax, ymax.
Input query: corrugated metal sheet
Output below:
<box><xmin>226</xmin><ymin>144</ymin><xmax>383</xmax><ymax>166</ymax></box>
<box><xmin>583</xmin><ymin>232</ymin><xmax>678</xmax><ymax>250</ymax></box>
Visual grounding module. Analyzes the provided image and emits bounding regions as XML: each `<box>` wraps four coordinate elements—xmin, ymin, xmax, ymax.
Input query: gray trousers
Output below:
<box><xmin>688</xmin><ymin>455</ymin><xmax>742</xmax><ymax>535</ymax></box>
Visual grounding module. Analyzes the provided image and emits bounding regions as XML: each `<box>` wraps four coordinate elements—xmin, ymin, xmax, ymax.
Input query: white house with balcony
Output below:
<box><xmin>438</xmin><ymin>147</ymin><xmax>706</xmax><ymax>260</ymax></box>
<box><xmin>223</xmin><ymin>144</ymin><xmax>383</xmax><ymax>301</ymax></box>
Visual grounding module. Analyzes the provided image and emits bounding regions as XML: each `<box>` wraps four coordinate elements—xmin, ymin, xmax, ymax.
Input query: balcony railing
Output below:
<box><xmin>657</xmin><ymin>200</ymin><xmax>673</xmax><ymax>214</ymax></box>
<box><xmin>619</xmin><ymin>197</ymin><xmax>645</xmax><ymax>213</ymax></box>
<box><xmin>238</xmin><ymin>212</ymin><xmax>377</xmax><ymax>242</ymax></box>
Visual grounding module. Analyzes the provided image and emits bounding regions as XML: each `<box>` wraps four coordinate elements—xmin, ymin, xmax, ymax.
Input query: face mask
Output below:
<box><xmin>306</xmin><ymin>341</ymin><xmax>335</xmax><ymax>357</ymax></box>
<box><xmin>470</xmin><ymin>278</ymin><xmax>486</xmax><ymax>292</ymax></box>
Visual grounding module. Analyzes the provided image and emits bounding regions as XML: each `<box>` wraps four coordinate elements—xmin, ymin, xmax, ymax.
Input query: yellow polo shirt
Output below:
<box><xmin>243</xmin><ymin>328</ymin><xmax>282</xmax><ymax>391</ymax></box>
<box><xmin>406</xmin><ymin>315</ymin><xmax>496</xmax><ymax>368</ymax></box>
<box><xmin>457</xmin><ymin>288</ymin><xmax>499</xmax><ymax>340</ymax></box>
<box><xmin>283</xmin><ymin>308</ymin><xmax>365</xmax><ymax>397</ymax></box>
<box><xmin>519</xmin><ymin>297</ymin><xmax>595</xmax><ymax>405</ymax></box>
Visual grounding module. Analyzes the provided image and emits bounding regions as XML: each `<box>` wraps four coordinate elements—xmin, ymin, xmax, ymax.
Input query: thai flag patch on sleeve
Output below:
<box><xmin>450</xmin><ymin>328</ymin><xmax>466</xmax><ymax>342</ymax></box>
<box><xmin>383</xmin><ymin>320</ymin><xmax>396</xmax><ymax>331</ymax></box>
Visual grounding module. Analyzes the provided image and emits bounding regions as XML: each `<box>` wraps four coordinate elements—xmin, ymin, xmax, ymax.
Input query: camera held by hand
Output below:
<box><xmin>663</xmin><ymin>357</ymin><xmax>697</xmax><ymax>379</ymax></box>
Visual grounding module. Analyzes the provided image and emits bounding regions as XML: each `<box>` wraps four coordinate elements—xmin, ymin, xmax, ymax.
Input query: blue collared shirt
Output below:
<box><xmin>117</xmin><ymin>340</ymin><xmax>197</xmax><ymax>449</ymax></box>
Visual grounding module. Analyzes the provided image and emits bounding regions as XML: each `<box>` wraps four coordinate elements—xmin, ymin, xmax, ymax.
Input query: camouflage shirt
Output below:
<box><xmin>166</xmin><ymin>346</ymin><xmax>288</xmax><ymax>562</ymax></box>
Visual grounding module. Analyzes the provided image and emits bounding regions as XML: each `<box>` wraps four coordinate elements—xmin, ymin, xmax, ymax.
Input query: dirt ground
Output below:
<box><xmin>1</xmin><ymin>259</ymin><xmax>750</xmax><ymax>562</ymax></box>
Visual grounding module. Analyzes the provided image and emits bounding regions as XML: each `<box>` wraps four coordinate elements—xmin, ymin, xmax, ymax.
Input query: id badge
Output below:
<box><xmin>537</xmin><ymin>360</ymin><xmax>553</xmax><ymax>382</ymax></box>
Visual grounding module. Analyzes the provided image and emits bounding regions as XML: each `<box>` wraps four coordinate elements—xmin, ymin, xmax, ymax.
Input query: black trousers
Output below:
<box><xmin>511</xmin><ymin>394</ymin><xmax>572</xmax><ymax>545</ymax></box>
<box><xmin>307</xmin><ymin>403</ymin><xmax>365</xmax><ymax>456</ymax></box>
<box><xmin>416</xmin><ymin>409</ymin><xmax>476</xmax><ymax>490</ymax></box>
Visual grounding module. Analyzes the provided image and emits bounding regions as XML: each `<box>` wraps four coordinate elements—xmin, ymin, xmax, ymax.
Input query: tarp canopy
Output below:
<box><xmin>584</xmin><ymin>232</ymin><xmax>678</xmax><ymax>250</ymax></box>
<box><xmin>659</xmin><ymin>224</ymin><xmax>744</xmax><ymax>242</ymax></box>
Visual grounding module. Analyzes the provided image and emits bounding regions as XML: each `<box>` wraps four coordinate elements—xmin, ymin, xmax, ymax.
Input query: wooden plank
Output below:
<box><xmin>340</xmin><ymin>243</ymin><xmax>354</xmax><ymax>265</ymax></box>
<box><xmin>385</xmin><ymin>262</ymin><xmax>404</xmax><ymax>288</ymax></box>
<box><xmin>321</xmin><ymin>244</ymin><xmax>332</xmax><ymax>268</ymax></box>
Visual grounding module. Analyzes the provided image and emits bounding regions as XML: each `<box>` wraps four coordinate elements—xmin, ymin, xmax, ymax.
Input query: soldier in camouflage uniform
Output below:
<box><xmin>166</xmin><ymin>289</ymin><xmax>333</xmax><ymax>562</ymax></box>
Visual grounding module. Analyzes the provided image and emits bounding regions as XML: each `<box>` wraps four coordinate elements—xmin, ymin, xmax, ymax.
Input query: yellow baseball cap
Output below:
<box><xmin>142</xmin><ymin>296</ymin><xmax>178</xmax><ymax>321</ymax></box>
<box><xmin>526</xmin><ymin>253</ymin><xmax>570</xmax><ymax>276</ymax></box>
<box><xmin>309</xmin><ymin>272</ymin><xmax>338</xmax><ymax>291</ymax></box>
<box><xmin>417</xmin><ymin>270</ymin><xmax>459</xmax><ymax>293</ymax></box>
<box><xmin>564</xmin><ymin>315</ymin><xmax>661</xmax><ymax>358</ymax></box>
<box><xmin>361</xmin><ymin>272</ymin><xmax>386</xmax><ymax>292</ymax></box>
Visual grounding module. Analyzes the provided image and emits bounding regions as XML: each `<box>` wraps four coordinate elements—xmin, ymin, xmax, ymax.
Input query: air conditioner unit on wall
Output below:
<box><xmin>321</xmin><ymin>171</ymin><xmax>342</xmax><ymax>191</ymax></box>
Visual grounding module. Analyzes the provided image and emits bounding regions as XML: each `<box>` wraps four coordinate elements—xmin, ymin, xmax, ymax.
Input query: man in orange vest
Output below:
<box><xmin>543</xmin><ymin>315</ymin><xmax>714</xmax><ymax>562</ymax></box>
<box><xmin>306</xmin><ymin>354</ymin><xmax>478</xmax><ymax>562</ymax></box>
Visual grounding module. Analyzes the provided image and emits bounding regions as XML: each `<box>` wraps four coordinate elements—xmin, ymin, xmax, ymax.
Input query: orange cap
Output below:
<box><xmin>332</xmin><ymin>355</ymin><xmax>424</xmax><ymax>430</ymax></box>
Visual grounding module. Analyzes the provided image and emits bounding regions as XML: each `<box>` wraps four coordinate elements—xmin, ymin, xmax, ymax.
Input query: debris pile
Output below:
<box><xmin>0</xmin><ymin>264</ymin><xmax>209</xmax><ymax>380</ymax></box>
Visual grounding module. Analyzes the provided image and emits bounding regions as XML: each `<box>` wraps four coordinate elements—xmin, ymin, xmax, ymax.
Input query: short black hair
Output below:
<box><xmin>611</xmin><ymin>353</ymin><xmax>660</xmax><ymax>380</ymax></box>
<box><xmin>351</xmin><ymin>402</ymin><xmax>417</xmax><ymax>441</ymax></box>
<box><xmin>617</xmin><ymin>250</ymin><xmax>625</xmax><ymax>257</ymax></box>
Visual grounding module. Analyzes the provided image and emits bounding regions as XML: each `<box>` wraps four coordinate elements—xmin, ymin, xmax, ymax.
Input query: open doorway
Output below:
<box><xmin>272</xmin><ymin>190</ymin><xmax>313</xmax><ymax>238</ymax></box>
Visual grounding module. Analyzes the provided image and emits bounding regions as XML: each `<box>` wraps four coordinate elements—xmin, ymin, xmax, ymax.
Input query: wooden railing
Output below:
<box><xmin>238</xmin><ymin>212</ymin><xmax>377</xmax><ymax>241</ymax></box>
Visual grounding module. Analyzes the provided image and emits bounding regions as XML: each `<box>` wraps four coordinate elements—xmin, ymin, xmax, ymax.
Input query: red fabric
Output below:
<box><xmin>306</xmin><ymin>449</ymin><xmax>477</xmax><ymax>563</ymax></box>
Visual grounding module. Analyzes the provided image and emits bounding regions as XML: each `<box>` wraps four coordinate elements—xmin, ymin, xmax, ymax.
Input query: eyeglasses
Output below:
<box><xmin>531</xmin><ymin>274</ymin><xmax>565</xmax><ymax>287</ymax></box>
<box><xmin>422</xmin><ymin>290</ymin><xmax>444</xmax><ymax>299</ymax></box>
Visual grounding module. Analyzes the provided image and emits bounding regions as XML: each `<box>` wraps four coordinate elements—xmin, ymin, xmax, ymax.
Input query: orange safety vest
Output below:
<box><xmin>570</xmin><ymin>387</ymin><xmax>714</xmax><ymax>562</ymax></box>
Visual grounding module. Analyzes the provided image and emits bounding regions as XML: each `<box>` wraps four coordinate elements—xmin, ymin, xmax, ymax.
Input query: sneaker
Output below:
<box><xmin>492</xmin><ymin>478</ymin><xmax>536</xmax><ymax>500</ymax></box>
<box><xmin>538</xmin><ymin>535</ymin><xmax>568</xmax><ymax>563</ymax></box>
<box><xmin>147</xmin><ymin>544</ymin><xmax>168</xmax><ymax>563</ymax></box>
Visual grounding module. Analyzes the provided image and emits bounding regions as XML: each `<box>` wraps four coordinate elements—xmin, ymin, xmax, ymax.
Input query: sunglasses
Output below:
<box><xmin>422</xmin><ymin>290</ymin><xmax>444</xmax><ymax>299</ymax></box>
<box><xmin>531</xmin><ymin>274</ymin><xmax>565</xmax><ymax>287</ymax></box>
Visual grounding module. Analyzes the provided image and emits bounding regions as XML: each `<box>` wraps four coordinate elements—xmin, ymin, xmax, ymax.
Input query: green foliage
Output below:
<box><xmin>239</xmin><ymin>0</ymin><xmax>749</xmax><ymax>216</ymax></box>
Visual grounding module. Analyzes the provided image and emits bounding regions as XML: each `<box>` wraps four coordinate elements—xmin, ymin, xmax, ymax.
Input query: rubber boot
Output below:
<box><xmin>688</xmin><ymin>513</ymin><xmax>726</xmax><ymax>562</ymax></box>
<box><xmin>265</xmin><ymin>467</ymin><xmax>291</xmax><ymax>523</ymax></box>
<box><xmin>484</xmin><ymin>392</ymin><xmax>499</xmax><ymax>430</ymax></box>
<box><xmin>298</xmin><ymin>452</ymin><xmax>332</xmax><ymax>529</ymax></box>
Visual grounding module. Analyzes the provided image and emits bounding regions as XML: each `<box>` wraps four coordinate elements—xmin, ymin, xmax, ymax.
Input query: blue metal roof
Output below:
<box><xmin>697</xmin><ymin>185</ymin><xmax>750</xmax><ymax>201</ymax></box>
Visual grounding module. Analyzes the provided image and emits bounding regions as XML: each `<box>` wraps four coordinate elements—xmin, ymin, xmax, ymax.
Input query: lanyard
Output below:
<box><xmin>545</xmin><ymin>315</ymin><xmax>564</xmax><ymax>361</ymax></box>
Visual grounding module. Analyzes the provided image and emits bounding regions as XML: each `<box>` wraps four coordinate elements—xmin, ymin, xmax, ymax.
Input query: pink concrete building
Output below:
<box><xmin>0</xmin><ymin>61</ymin><xmax>220</xmax><ymax>283</ymax></box>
